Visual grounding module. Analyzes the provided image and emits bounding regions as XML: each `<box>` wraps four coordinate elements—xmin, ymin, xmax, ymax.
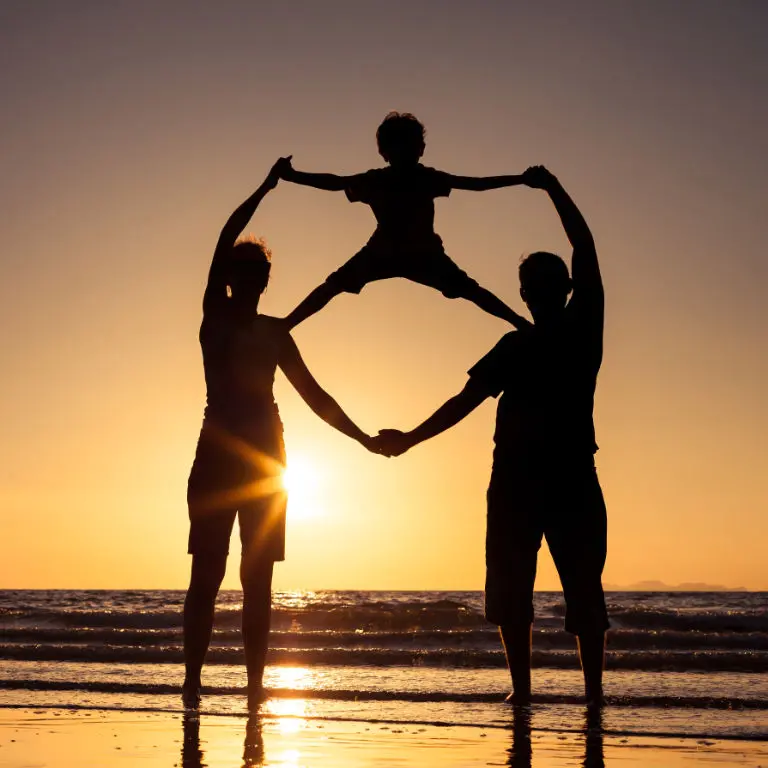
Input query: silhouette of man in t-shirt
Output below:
<box><xmin>375</xmin><ymin>166</ymin><xmax>609</xmax><ymax>707</ymax></box>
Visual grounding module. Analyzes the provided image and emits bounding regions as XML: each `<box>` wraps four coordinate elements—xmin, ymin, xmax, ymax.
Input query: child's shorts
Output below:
<box><xmin>325</xmin><ymin>236</ymin><xmax>480</xmax><ymax>298</ymax></box>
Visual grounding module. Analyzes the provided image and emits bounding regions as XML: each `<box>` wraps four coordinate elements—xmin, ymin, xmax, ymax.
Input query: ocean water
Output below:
<box><xmin>1</xmin><ymin>589</ymin><xmax>766</xmax><ymax>741</ymax></box>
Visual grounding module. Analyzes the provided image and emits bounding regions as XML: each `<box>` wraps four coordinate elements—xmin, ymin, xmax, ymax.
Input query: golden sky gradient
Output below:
<box><xmin>0</xmin><ymin>2</ymin><xmax>766</xmax><ymax>590</ymax></box>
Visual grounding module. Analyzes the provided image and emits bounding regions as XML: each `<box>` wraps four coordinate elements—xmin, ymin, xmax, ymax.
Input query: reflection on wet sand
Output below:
<box><xmin>243</xmin><ymin>714</ymin><xmax>265</xmax><ymax>766</ymax></box>
<box><xmin>583</xmin><ymin>708</ymin><xmax>605</xmax><ymax>768</ymax></box>
<box><xmin>183</xmin><ymin>710</ymin><xmax>269</xmax><ymax>768</ymax></box>
<box><xmin>255</xmin><ymin>697</ymin><xmax>308</xmax><ymax>767</ymax></box>
<box><xmin>506</xmin><ymin>706</ymin><xmax>605</xmax><ymax>768</ymax></box>
<box><xmin>182</xmin><ymin>698</ymin><xmax>605</xmax><ymax>768</ymax></box>
<box><xmin>182</xmin><ymin>699</ymin><xmax>311</xmax><ymax>768</ymax></box>
<box><xmin>182</xmin><ymin>712</ymin><xmax>206</xmax><ymax>768</ymax></box>
<box><xmin>182</xmin><ymin>667</ymin><xmax>315</xmax><ymax>767</ymax></box>
<box><xmin>263</xmin><ymin>696</ymin><xmax>309</xmax><ymax>734</ymax></box>
<box><xmin>506</xmin><ymin>705</ymin><xmax>532</xmax><ymax>767</ymax></box>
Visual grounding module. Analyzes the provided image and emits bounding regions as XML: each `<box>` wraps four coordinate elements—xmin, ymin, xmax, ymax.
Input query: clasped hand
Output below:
<box><xmin>364</xmin><ymin>430</ymin><xmax>412</xmax><ymax>458</ymax></box>
<box><xmin>265</xmin><ymin>156</ymin><xmax>294</xmax><ymax>188</ymax></box>
<box><xmin>521</xmin><ymin>164</ymin><xmax>557</xmax><ymax>190</ymax></box>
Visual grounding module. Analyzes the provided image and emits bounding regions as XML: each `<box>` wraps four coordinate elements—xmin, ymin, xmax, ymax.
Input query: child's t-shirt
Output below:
<box><xmin>345</xmin><ymin>164</ymin><xmax>451</xmax><ymax>243</ymax></box>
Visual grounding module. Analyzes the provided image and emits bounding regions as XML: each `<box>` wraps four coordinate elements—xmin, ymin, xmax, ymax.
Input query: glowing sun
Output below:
<box><xmin>282</xmin><ymin>455</ymin><xmax>323</xmax><ymax>521</ymax></box>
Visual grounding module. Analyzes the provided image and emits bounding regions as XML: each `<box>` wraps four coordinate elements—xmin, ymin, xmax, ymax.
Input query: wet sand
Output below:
<box><xmin>1</xmin><ymin>707</ymin><xmax>766</xmax><ymax>767</ymax></box>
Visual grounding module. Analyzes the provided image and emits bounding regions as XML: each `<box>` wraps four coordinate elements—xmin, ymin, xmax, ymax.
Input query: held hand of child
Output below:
<box><xmin>266</xmin><ymin>156</ymin><xmax>291</xmax><ymax>188</ymax></box>
<box><xmin>273</xmin><ymin>155</ymin><xmax>294</xmax><ymax>180</ymax></box>
<box><xmin>522</xmin><ymin>165</ymin><xmax>557</xmax><ymax>190</ymax></box>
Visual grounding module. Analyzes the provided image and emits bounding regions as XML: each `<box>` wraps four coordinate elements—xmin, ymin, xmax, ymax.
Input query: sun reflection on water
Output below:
<box><xmin>277</xmin><ymin>748</ymin><xmax>302</xmax><ymax>766</ymax></box>
<box><xmin>272</xmin><ymin>590</ymin><xmax>318</xmax><ymax>610</ymax></box>
<box><xmin>266</xmin><ymin>697</ymin><xmax>308</xmax><ymax>735</ymax></box>
<box><xmin>261</xmin><ymin>667</ymin><xmax>314</xmax><ymax>738</ymax></box>
<box><xmin>264</xmin><ymin>665</ymin><xmax>315</xmax><ymax>691</ymax></box>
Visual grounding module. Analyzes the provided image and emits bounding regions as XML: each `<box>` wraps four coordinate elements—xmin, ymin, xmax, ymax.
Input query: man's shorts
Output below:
<box><xmin>325</xmin><ymin>236</ymin><xmax>480</xmax><ymax>298</ymax></box>
<box><xmin>484</xmin><ymin>460</ymin><xmax>609</xmax><ymax>635</ymax></box>
<box><xmin>187</xmin><ymin>422</ymin><xmax>287</xmax><ymax>561</ymax></box>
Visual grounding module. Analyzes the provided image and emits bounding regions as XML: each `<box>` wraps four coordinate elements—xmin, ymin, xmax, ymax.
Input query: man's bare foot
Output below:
<box><xmin>504</xmin><ymin>691</ymin><xmax>532</xmax><ymax>706</ymax></box>
<box><xmin>182</xmin><ymin>679</ymin><xmax>201</xmax><ymax>710</ymax></box>
<box><xmin>585</xmin><ymin>692</ymin><xmax>606</xmax><ymax>711</ymax></box>
<box><xmin>247</xmin><ymin>685</ymin><xmax>269</xmax><ymax>712</ymax></box>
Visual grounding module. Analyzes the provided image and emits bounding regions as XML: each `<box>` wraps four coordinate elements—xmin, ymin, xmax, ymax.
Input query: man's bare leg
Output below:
<box><xmin>241</xmin><ymin>558</ymin><xmax>275</xmax><ymax>710</ymax></box>
<box><xmin>577</xmin><ymin>631</ymin><xmax>606</xmax><ymax>707</ymax></box>
<box><xmin>183</xmin><ymin>553</ymin><xmax>227</xmax><ymax>707</ymax></box>
<box><xmin>499</xmin><ymin>624</ymin><xmax>533</xmax><ymax>703</ymax></box>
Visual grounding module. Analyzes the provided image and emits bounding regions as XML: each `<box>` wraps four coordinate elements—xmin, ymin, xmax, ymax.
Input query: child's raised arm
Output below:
<box><xmin>276</xmin><ymin>156</ymin><xmax>351</xmax><ymax>192</ymax></box>
<box><xmin>442</xmin><ymin>172</ymin><xmax>525</xmax><ymax>192</ymax></box>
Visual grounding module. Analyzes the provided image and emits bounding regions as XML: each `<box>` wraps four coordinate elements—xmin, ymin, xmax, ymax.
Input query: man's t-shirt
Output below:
<box><xmin>468</xmin><ymin>293</ymin><xmax>603</xmax><ymax>465</ymax></box>
<box><xmin>345</xmin><ymin>164</ymin><xmax>451</xmax><ymax>242</ymax></box>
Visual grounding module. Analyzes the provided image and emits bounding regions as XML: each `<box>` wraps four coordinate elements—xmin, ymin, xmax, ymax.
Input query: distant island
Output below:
<box><xmin>603</xmin><ymin>580</ymin><xmax>748</xmax><ymax>592</ymax></box>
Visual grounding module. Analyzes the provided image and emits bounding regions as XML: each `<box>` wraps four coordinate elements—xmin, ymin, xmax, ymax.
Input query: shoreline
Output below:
<box><xmin>1</xmin><ymin>706</ymin><xmax>767</xmax><ymax>767</ymax></box>
<box><xmin>0</xmin><ymin>700</ymin><xmax>766</xmax><ymax>744</ymax></box>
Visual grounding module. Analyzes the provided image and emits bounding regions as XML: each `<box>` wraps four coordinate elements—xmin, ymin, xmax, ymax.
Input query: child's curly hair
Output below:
<box><xmin>376</xmin><ymin>112</ymin><xmax>426</xmax><ymax>161</ymax></box>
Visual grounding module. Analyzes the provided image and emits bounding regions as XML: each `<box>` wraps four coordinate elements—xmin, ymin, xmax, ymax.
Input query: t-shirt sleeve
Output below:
<box><xmin>344</xmin><ymin>170</ymin><xmax>377</xmax><ymax>203</ymax></box>
<box><xmin>467</xmin><ymin>333</ymin><xmax>517</xmax><ymax>398</ymax></box>
<box><xmin>423</xmin><ymin>167</ymin><xmax>452</xmax><ymax>199</ymax></box>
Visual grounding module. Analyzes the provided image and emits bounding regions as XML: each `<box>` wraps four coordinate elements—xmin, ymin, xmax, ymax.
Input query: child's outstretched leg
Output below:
<box><xmin>285</xmin><ymin>281</ymin><xmax>343</xmax><ymax>329</ymax></box>
<box><xmin>461</xmin><ymin>283</ymin><xmax>531</xmax><ymax>329</ymax></box>
<box><xmin>428</xmin><ymin>257</ymin><xmax>531</xmax><ymax>330</ymax></box>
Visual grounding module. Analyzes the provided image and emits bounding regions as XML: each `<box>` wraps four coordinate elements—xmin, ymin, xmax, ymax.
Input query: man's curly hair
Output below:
<box><xmin>229</xmin><ymin>235</ymin><xmax>272</xmax><ymax>288</ymax></box>
<box><xmin>232</xmin><ymin>235</ymin><xmax>271</xmax><ymax>263</ymax></box>
<box><xmin>376</xmin><ymin>111</ymin><xmax>426</xmax><ymax>160</ymax></box>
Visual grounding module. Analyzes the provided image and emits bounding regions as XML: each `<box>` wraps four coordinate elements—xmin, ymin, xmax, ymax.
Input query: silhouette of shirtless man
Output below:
<box><xmin>183</xmin><ymin>161</ymin><xmax>376</xmax><ymax>710</ymax></box>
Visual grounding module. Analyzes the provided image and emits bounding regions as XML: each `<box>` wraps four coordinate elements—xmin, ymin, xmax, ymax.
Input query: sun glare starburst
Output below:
<box><xmin>281</xmin><ymin>455</ymin><xmax>323</xmax><ymax>521</ymax></box>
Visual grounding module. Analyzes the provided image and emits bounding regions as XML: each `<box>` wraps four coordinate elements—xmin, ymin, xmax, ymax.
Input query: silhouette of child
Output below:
<box><xmin>277</xmin><ymin>112</ymin><xmax>529</xmax><ymax>329</ymax></box>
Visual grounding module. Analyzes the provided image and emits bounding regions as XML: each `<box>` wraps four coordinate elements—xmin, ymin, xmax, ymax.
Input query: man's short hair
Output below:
<box><xmin>519</xmin><ymin>251</ymin><xmax>570</xmax><ymax>293</ymax></box>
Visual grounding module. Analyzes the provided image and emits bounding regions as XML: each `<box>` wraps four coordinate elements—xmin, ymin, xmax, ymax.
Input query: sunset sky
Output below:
<box><xmin>0</xmin><ymin>1</ymin><xmax>766</xmax><ymax>591</ymax></box>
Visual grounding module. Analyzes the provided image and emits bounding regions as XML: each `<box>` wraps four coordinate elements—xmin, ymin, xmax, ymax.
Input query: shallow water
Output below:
<box><xmin>1</xmin><ymin>589</ymin><xmax>766</xmax><ymax>740</ymax></box>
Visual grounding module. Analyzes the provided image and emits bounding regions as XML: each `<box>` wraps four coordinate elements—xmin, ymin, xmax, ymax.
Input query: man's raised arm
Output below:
<box><xmin>203</xmin><ymin>159</ymin><xmax>284</xmax><ymax>316</ymax></box>
<box><xmin>522</xmin><ymin>165</ymin><xmax>602</xmax><ymax>299</ymax></box>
